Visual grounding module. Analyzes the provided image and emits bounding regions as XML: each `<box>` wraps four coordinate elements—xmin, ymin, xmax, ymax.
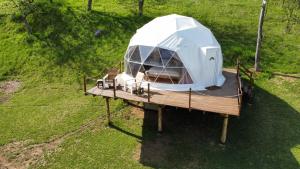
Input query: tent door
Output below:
<box><xmin>205</xmin><ymin>48</ymin><xmax>218</xmax><ymax>86</ymax></box>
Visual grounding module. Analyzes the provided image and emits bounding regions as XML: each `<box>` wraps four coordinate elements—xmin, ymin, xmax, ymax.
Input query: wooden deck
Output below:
<box><xmin>87</xmin><ymin>69</ymin><xmax>242</xmax><ymax>116</ymax></box>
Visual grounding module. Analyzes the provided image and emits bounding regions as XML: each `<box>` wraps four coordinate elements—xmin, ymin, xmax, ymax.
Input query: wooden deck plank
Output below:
<box><xmin>87</xmin><ymin>69</ymin><xmax>241</xmax><ymax>116</ymax></box>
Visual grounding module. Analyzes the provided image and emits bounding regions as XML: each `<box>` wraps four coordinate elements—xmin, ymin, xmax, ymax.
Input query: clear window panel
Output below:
<box><xmin>139</xmin><ymin>46</ymin><xmax>154</xmax><ymax>62</ymax></box>
<box><xmin>155</xmin><ymin>75</ymin><xmax>173</xmax><ymax>84</ymax></box>
<box><xmin>159</xmin><ymin>48</ymin><xmax>174</xmax><ymax>66</ymax></box>
<box><xmin>159</xmin><ymin>68</ymin><xmax>183</xmax><ymax>84</ymax></box>
<box><xmin>128</xmin><ymin>62</ymin><xmax>141</xmax><ymax>77</ymax></box>
<box><xmin>140</xmin><ymin>65</ymin><xmax>152</xmax><ymax>82</ymax></box>
<box><xmin>125</xmin><ymin>60</ymin><xmax>132</xmax><ymax>76</ymax></box>
<box><xmin>144</xmin><ymin>48</ymin><xmax>163</xmax><ymax>67</ymax></box>
<box><xmin>129</xmin><ymin>46</ymin><xmax>141</xmax><ymax>62</ymax></box>
<box><xmin>144</xmin><ymin>66</ymin><xmax>161</xmax><ymax>82</ymax></box>
<box><xmin>166</xmin><ymin>53</ymin><xmax>184</xmax><ymax>68</ymax></box>
<box><xmin>154</xmin><ymin>68</ymin><xmax>175</xmax><ymax>84</ymax></box>
<box><xmin>125</xmin><ymin>47</ymin><xmax>192</xmax><ymax>84</ymax></box>
<box><xmin>139</xmin><ymin>65</ymin><xmax>146</xmax><ymax>73</ymax></box>
<box><xmin>178</xmin><ymin>69</ymin><xmax>193</xmax><ymax>84</ymax></box>
<box><xmin>125</xmin><ymin>46</ymin><xmax>136</xmax><ymax>60</ymax></box>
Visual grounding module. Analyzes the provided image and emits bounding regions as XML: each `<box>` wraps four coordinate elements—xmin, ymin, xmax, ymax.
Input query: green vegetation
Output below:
<box><xmin>0</xmin><ymin>0</ymin><xmax>299</xmax><ymax>168</ymax></box>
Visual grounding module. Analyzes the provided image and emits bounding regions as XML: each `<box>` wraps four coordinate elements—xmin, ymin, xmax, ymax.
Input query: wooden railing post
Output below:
<box><xmin>113</xmin><ymin>79</ymin><xmax>116</xmax><ymax>99</ymax></box>
<box><xmin>119</xmin><ymin>61</ymin><xmax>122</xmax><ymax>72</ymax></box>
<box><xmin>147</xmin><ymin>83</ymin><xmax>150</xmax><ymax>103</ymax></box>
<box><xmin>237</xmin><ymin>58</ymin><xmax>240</xmax><ymax>78</ymax></box>
<box><xmin>189</xmin><ymin>88</ymin><xmax>192</xmax><ymax>112</ymax></box>
<box><xmin>84</xmin><ymin>75</ymin><xmax>87</xmax><ymax>95</ymax></box>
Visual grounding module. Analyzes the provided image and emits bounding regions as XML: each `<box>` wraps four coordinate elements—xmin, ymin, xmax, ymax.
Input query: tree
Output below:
<box><xmin>282</xmin><ymin>0</ymin><xmax>300</xmax><ymax>32</ymax></box>
<box><xmin>138</xmin><ymin>0</ymin><xmax>144</xmax><ymax>16</ymax></box>
<box><xmin>254</xmin><ymin>0</ymin><xmax>267</xmax><ymax>72</ymax></box>
<box><xmin>87</xmin><ymin>0</ymin><xmax>92</xmax><ymax>11</ymax></box>
<box><xmin>12</xmin><ymin>0</ymin><xmax>36</xmax><ymax>34</ymax></box>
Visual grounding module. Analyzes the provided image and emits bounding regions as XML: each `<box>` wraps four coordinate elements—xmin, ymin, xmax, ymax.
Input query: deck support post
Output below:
<box><xmin>220</xmin><ymin>114</ymin><xmax>229</xmax><ymax>144</ymax></box>
<box><xmin>158</xmin><ymin>106</ymin><xmax>163</xmax><ymax>132</ymax></box>
<box><xmin>105</xmin><ymin>97</ymin><xmax>111</xmax><ymax>125</ymax></box>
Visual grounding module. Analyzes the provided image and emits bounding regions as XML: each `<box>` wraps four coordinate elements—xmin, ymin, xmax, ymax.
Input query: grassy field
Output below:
<box><xmin>0</xmin><ymin>0</ymin><xmax>299</xmax><ymax>168</ymax></box>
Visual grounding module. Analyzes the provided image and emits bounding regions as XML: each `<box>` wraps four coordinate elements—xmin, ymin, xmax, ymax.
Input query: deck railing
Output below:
<box><xmin>236</xmin><ymin>58</ymin><xmax>254</xmax><ymax>108</ymax></box>
<box><xmin>84</xmin><ymin>59</ymin><xmax>250</xmax><ymax>112</ymax></box>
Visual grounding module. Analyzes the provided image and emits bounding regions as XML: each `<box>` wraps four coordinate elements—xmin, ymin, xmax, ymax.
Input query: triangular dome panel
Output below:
<box><xmin>139</xmin><ymin>46</ymin><xmax>154</xmax><ymax>62</ymax></box>
<box><xmin>125</xmin><ymin>46</ymin><xmax>136</xmax><ymax>60</ymax></box>
<box><xmin>159</xmin><ymin>48</ymin><xmax>175</xmax><ymax>66</ymax></box>
<box><xmin>144</xmin><ymin>48</ymin><xmax>163</xmax><ymax>67</ymax></box>
<box><xmin>179</xmin><ymin>70</ymin><xmax>193</xmax><ymax>84</ymax></box>
<box><xmin>129</xmin><ymin>46</ymin><xmax>141</xmax><ymax>62</ymax></box>
<box><xmin>125</xmin><ymin>60</ymin><xmax>132</xmax><ymax>75</ymax></box>
<box><xmin>166</xmin><ymin>53</ymin><xmax>184</xmax><ymax>68</ymax></box>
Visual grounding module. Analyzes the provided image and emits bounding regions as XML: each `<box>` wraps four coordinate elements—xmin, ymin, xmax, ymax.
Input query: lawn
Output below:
<box><xmin>0</xmin><ymin>0</ymin><xmax>299</xmax><ymax>168</ymax></box>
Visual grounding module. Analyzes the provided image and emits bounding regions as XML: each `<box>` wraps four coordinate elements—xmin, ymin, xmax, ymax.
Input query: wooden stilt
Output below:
<box><xmin>220</xmin><ymin>114</ymin><xmax>229</xmax><ymax>144</ymax></box>
<box><xmin>158</xmin><ymin>106</ymin><xmax>163</xmax><ymax>132</ymax></box>
<box><xmin>105</xmin><ymin>97</ymin><xmax>111</xmax><ymax>125</ymax></box>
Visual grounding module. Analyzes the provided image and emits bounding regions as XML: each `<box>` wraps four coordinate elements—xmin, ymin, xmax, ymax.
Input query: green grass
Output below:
<box><xmin>35</xmin><ymin>75</ymin><xmax>300</xmax><ymax>169</ymax></box>
<box><xmin>0</xmin><ymin>0</ymin><xmax>299</xmax><ymax>168</ymax></box>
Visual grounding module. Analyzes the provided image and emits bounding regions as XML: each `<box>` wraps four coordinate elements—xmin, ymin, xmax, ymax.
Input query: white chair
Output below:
<box><xmin>114</xmin><ymin>73</ymin><xmax>126</xmax><ymax>90</ymax></box>
<box><xmin>125</xmin><ymin>72</ymin><xmax>145</xmax><ymax>95</ymax></box>
<box><xmin>96</xmin><ymin>68</ymin><xmax>119</xmax><ymax>89</ymax></box>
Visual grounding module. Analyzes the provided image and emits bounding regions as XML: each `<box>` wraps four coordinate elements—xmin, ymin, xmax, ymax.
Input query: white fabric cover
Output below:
<box><xmin>124</xmin><ymin>14</ymin><xmax>225</xmax><ymax>91</ymax></box>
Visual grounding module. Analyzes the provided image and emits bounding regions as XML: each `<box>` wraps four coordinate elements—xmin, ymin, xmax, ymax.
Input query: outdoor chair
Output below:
<box><xmin>97</xmin><ymin>68</ymin><xmax>119</xmax><ymax>89</ymax></box>
<box><xmin>125</xmin><ymin>72</ymin><xmax>145</xmax><ymax>95</ymax></box>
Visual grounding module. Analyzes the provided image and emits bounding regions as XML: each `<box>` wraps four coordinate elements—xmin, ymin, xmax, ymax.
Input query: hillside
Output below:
<box><xmin>0</xmin><ymin>0</ymin><xmax>299</xmax><ymax>168</ymax></box>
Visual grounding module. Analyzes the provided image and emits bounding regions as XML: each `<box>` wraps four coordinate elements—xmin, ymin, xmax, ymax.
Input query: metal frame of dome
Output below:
<box><xmin>125</xmin><ymin>45</ymin><xmax>193</xmax><ymax>84</ymax></box>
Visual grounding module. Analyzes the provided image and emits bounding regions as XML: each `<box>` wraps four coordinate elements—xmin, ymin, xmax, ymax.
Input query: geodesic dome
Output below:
<box><xmin>122</xmin><ymin>14</ymin><xmax>225</xmax><ymax>91</ymax></box>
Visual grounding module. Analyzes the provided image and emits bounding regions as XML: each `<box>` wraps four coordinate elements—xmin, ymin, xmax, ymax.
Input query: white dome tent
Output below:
<box><xmin>119</xmin><ymin>14</ymin><xmax>225</xmax><ymax>91</ymax></box>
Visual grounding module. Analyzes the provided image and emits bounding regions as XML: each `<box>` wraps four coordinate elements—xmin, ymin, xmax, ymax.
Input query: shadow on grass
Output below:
<box><xmin>140</xmin><ymin>85</ymin><xmax>300</xmax><ymax>168</ymax></box>
<box><xmin>25</xmin><ymin>2</ymin><xmax>152</xmax><ymax>76</ymax></box>
<box><xmin>19</xmin><ymin>2</ymin><xmax>293</xmax><ymax>78</ymax></box>
<box><xmin>23</xmin><ymin>2</ymin><xmax>261</xmax><ymax>74</ymax></box>
<box><xmin>112</xmin><ymin>85</ymin><xmax>300</xmax><ymax>168</ymax></box>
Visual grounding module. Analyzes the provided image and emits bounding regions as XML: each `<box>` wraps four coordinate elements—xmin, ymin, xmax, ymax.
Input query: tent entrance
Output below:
<box><xmin>205</xmin><ymin>48</ymin><xmax>218</xmax><ymax>85</ymax></box>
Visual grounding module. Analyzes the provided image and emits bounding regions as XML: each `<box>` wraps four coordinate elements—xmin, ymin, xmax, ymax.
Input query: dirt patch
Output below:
<box><xmin>0</xmin><ymin>95</ymin><xmax>10</xmax><ymax>104</ymax></box>
<box><xmin>272</xmin><ymin>73</ymin><xmax>300</xmax><ymax>83</ymax></box>
<box><xmin>270</xmin><ymin>75</ymin><xmax>299</xmax><ymax>86</ymax></box>
<box><xmin>0</xmin><ymin>81</ymin><xmax>21</xmax><ymax>104</ymax></box>
<box><xmin>130</xmin><ymin>107</ymin><xmax>145</xmax><ymax>119</ymax></box>
<box><xmin>133</xmin><ymin>143</ymin><xmax>142</xmax><ymax>161</ymax></box>
<box><xmin>0</xmin><ymin>117</ymin><xmax>103</xmax><ymax>169</ymax></box>
<box><xmin>0</xmin><ymin>135</ymin><xmax>67</xmax><ymax>169</ymax></box>
<box><xmin>277</xmin><ymin>76</ymin><xmax>297</xmax><ymax>83</ymax></box>
<box><xmin>0</xmin><ymin>81</ymin><xmax>21</xmax><ymax>95</ymax></box>
<box><xmin>0</xmin><ymin>139</ymin><xmax>57</xmax><ymax>169</ymax></box>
